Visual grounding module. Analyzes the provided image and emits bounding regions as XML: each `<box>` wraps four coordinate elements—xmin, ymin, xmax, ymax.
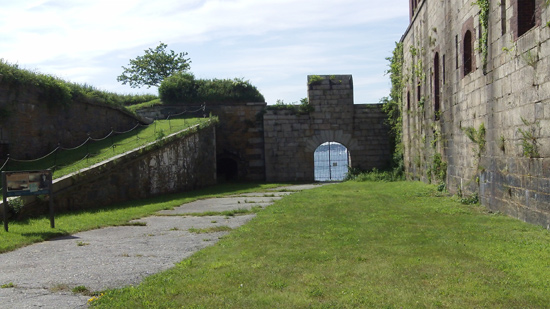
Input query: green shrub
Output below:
<box><xmin>266</xmin><ymin>98</ymin><xmax>313</xmax><ymax>114</ymax></box>
<box><xmin>345</xmin><ymin>167</ymin><xmax>404</xmax><ymax>182</ymax></box>
<box><xmin>159</xmin><ymin>73</ymin><xmax>264</xmax><ymax>104</ymax></box>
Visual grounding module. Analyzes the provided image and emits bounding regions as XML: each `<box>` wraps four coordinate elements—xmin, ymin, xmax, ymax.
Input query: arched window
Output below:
<box><xmin>518</xmin><ymin>0</ymin><xmax>536</xmax><ymax>37</ymax></box>
<box><xmin>463</xmin><ymin>30</ymin><xmax>473</xmax><ymax>76</ymax></box>
<box><xmin>434</xmin><ymin>52</ymin><xmax>440</xmax><ymax>120</ymax></box>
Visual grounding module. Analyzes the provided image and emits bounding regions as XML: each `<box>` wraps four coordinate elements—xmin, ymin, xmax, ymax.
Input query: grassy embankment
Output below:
<box><xmin>5</xmin><ymin>118</ymin><xmax>210</xmax><ymax>180</ymax></box>
<box><xmin>0</xmin><ymin>117</ymin><xmax>213</xmax><ymax>233</ymax></box>
<box><xmin>87</xmin><ymin>181</ymin><xmax>550</xmax><ymax>308</ymax></box>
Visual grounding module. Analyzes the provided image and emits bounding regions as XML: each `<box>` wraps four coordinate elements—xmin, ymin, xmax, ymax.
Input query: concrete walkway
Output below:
<box><xmin>0</xmin><ymin>184</ymin><xmax>326</xmax><ymax>308</ymax></box>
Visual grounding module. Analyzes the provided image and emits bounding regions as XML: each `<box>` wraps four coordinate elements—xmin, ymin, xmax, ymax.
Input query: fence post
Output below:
<box><xmin>86</xmin><ymin>133</ymin><xmax>90</xmax><ymax>163</ymax></box>
<box><xmin>110</xmin><ymin>127</ymin><xmax>115</xmax><ymax>153</ymax></box>
<box><xmin>53</xmin><ymin>143</ymin><xmax>60</xmax><ymax>171</ymax></box>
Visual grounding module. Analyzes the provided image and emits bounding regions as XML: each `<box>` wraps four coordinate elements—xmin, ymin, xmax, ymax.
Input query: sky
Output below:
<box><xmin>0</xmin><ymin>0</ymin><xmax>409</xmax><ymax>105</ymax></box>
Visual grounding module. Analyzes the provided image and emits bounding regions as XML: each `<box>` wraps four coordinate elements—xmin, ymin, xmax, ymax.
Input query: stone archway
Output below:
<box><xmin>314</xmin><ymin>142</ymin><xmax>350</xmax><ymax>181</ymax></box>
<box><xmin>263</xmin><ymin>75</ymin><xmax>391</xmax><ymax>182</ymax></box>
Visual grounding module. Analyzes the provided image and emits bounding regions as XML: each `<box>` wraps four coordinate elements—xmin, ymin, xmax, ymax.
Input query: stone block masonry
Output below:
<box><xmin>17</xmin><ymin>122</ymin><xmax>217</xmax><ymax>218</ymax></box>
<box><xmin>402</xmin><ymin>0</ymin><xmax>550</xmax><ymax>228</ymax></box>
<box><xmin>0</xmin><ymin>84</ymin><xmax>147</xmax><ymax>160</ymax></box>
<box><xmin>137</xmin><ymin>101</ymin><xmax>267</xmax><ymax>181</ymax></box>
<box><xmin>264</xmin><ymin>75</ymin><xmax>391</xmax><ymax>182</ymax></box>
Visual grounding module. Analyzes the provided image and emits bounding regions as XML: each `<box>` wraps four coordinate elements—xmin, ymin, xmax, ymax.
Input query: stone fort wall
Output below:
<box><xmin>264</xmin><ymin>75</ymin><xmax>391</xmax><ymax>182</ymax></box>
<box><xmin>17</xmin><ymin>122</ymin><xmax>217</xmax><ymax>218</ymax></box>
<box><xmin>137</xmin><ymin>102</ymin><xmax>266</xmax><ymax>181</ymax></box>
<box><xmin>402</xmin><ymin>0</ymin><xmax>550</xmax><ymax>227</ymax></box>
<box><xmin>0</xmin><ymin>84</ymin><xmax>146</xmax><ymax>160</ymax></box>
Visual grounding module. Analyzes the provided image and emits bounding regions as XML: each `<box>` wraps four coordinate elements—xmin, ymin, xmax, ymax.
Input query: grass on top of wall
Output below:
<box><xmin>124</xmin><ymin>98</ymin><xmax>163</xmax><ymax>113</ymax></box>
<box><xmin>91</xmin><ymin>181</ymin><xmax>550</xmax><ymax>308</ymax></box>
<box><xmin>5</xmin><ymin>117</ymin><xmax>211</xmax><ymax>180</ymax></box>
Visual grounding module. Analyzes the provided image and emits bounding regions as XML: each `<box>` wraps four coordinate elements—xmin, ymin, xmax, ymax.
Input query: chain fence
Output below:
<box><xmin>0</xmin><ymin>104</ymin><xmax>206</xmax><ymax>191</ymax></box>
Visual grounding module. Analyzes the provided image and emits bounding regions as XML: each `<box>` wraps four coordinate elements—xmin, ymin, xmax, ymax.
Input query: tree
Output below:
<box><xmin>117</xmin><ymin>42</ymin><xmax>191</xmax><ymax>88</ymax></box>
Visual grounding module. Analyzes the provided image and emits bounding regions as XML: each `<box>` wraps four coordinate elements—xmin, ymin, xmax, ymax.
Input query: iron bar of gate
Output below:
<box><xmin>328</xmin><ymin>142</ymin><xmax>332</xmax><ymax>181</ymax></box>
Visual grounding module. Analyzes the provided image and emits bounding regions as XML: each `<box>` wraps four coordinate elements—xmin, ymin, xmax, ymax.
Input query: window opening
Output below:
<box><xmin>517</xmin><ymin>0</ymin><xmax>536</xmax><ymax>37</ymax></box>
<box><xmin>463</xmin><ymin>30</ymin><xmax>473</xmax><ymax>75</ymax></box>
<box><xmin>442</xmin><ymin>54</ymin><xmax>446</xmax><ymax>84</ymax></box>
<box><xmin>501</xmin><ymin>0</ymin><xmax>507</xmax><ymax>35</ymax></box>
<box><xmin>434</xmin><ymin>52</ymin><xmax>441</xmax><ymax>120</ymax></box>
<box><xmin>455</xmin><ymin>35</ymin><xmax>459</xmax><ymax>70</ymax></box>
<box><xmin>314</xmin><ymin>142</ymin><xmax>349</xmax><ymax>181</ymax></box>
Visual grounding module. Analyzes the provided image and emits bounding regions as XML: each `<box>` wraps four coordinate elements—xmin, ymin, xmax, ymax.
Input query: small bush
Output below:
<box><xmin>159</xmin><ymin>73</ymin><xmax>264</xmax><ymax>105</ymax></box>
<box><xmin>460</xmin><ymin>193</ymin><xmax>479</xmax><ymax>205</ymax></box>
<box><xmin>266</xmin><ymin>98</ymin><xmax>313</xmax><ymax>114</ymax></box>
<box><xmin>308</xmin><ymin>75</ymin><xmax>324</xmax><ymax>85</ymax></box>
<box><xmin>72</xmin><ymin>285</ymin><xmax>91</xmax><ymax>295</ymax></box>
<box><xmin>345</xmin><ymin>167</ymin><xmax>404</xmax><ymax>182</ymax></box>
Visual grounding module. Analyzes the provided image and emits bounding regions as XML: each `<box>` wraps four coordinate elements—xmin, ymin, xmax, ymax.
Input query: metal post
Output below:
<box><xmin>328</xmin><ymin>142</ymin><xmax>332</xmax><ymax>181</ymax></box>
<box><xmin>110</xmin><ymin>127</ymin><xmax>115</xmax><ymax>153</ymax></box>
<box><xmin>54</xmin><ymin>143</ymin><xmax>60</xmax><ymax>171</ymax></box>
<box><xmin>49</xmin><ymin>173</ymin><xmax>54</xmax><ymax>229</ymax></box>
<box><xmin>86</xmin><ymin>133</ymin><xmax>90</xmax><ymax>163</ymax></box>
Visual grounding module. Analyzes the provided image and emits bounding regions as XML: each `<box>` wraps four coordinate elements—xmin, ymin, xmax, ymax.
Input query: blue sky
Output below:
<box><xmin>0</xmin><ymin>0</ymin><xmax>409</xmax><ymax>104</ymax></box>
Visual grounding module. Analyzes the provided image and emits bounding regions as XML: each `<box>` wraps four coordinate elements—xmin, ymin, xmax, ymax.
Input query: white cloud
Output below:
<box><xmin>0</xmin><ymin>0</ymin><xmax>409</xmax><ymax>103</ymax></box>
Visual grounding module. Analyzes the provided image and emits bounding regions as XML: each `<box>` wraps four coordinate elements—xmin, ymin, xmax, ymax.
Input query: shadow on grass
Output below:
<box><xmin>20</xmin><ymin>231</ymin><xmax>71</xmax><ymax>240</ymax></box>
<box><xmin>0</xmin><ymin>181</ymin><xmax>293</xmax><ymax>254</ymax></box>
<box><xmin>34</xmin><ymin>182</ymin><xmax>290</xmax><ymax>224</ymax></box>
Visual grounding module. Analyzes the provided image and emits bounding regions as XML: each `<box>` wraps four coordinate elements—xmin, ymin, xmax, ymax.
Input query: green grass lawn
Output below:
<box><xmin>89</xmin><ymin>181</ymin><xmax>550</xmax><ymax>308</ymax></box>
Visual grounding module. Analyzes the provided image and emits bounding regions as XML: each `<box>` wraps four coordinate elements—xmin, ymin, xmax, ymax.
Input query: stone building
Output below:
<box><xmin>138</xmin><ymin>75</ymin><xmax>391</xmax><ymax>182</ymax></box>
<box><xmin>264</xmin><ymin>75</ymin><xmax>390</xmax><ymax>182</ymax></box>
<box><xmin>401</xmin><ymin>0</ymin><xmax>550</xmax><ymax>227</ymax></box>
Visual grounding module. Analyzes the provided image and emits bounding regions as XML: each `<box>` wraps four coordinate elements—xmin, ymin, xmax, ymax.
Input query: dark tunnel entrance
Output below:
<box><xmin>217</xmin><ymin>157</ymin><xmax>239</xmax><ymax>181</ymax></box>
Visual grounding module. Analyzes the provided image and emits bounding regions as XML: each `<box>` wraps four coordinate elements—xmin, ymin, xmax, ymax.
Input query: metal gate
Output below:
<box><xmin>314</xmin><ymin>142</ymin><xmax>349</xmax><ymax>181</ymax></box>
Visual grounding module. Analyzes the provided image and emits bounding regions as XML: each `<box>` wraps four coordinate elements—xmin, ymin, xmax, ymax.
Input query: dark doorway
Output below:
<box><xmin>217</xmin><ymin>157</ymin><xmax>238</xmax><ymax>181</ymax></box>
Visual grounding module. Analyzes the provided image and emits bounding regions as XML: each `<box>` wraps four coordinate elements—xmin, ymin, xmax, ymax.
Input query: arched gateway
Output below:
<box><xmin>314</xmin><ymin>142</ymin><xmax>350</xmax><ymax>181</ymax></box>
<box><xmin>263</xmin><ymin>75</ymin><xmax>391</xmax><ymax>182</ymax></box>
<box><xmin>134</xmin><ymin>74</ymin><xmax>390</xmax><ymax>182</ymax></box>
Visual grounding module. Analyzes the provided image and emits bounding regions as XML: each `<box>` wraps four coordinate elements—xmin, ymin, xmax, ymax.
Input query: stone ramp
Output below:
<box><xmin>0</xmin><ymin>183</ymin><xmax>328</xmax><ymax>308</ymax></box>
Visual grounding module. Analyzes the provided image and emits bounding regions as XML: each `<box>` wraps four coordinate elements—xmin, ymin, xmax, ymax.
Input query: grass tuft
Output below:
<box><xmin>188</xmin><ymin>226</ymin><xmax>232</xmax><ymax>234</ymax></box>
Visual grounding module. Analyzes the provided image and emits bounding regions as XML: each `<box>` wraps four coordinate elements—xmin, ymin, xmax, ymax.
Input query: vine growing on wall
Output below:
<box><xmin>474</xmin><ymin>0</ymin><xmax>489</xmax><ymax>73</ymax></box>
<box><xmin>381</xmin><ymin>42</ymin><xmax>404</xmax><ymax>172</ymax></box>
<box><xmin>462</xmin><ymin>123</ymin><xmax>486</xmax><ymax>159</ymax></box>
<box><xmin>518</xmin><ymin>117</ymin><xmax>541</xmax><ymax>158</ymax></box>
